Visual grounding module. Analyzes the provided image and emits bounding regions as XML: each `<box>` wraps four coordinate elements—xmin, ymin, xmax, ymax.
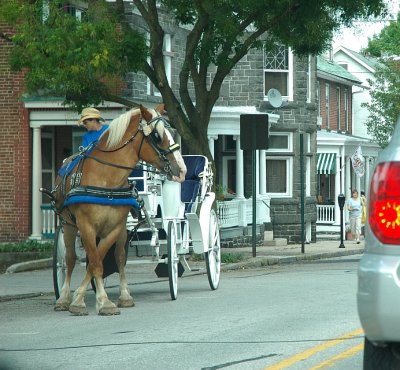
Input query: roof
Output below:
<box><xmin>317</xmin><ymin>56</ymin><xmax>361</xmax><ymax>85</ymax></box>
<box><xmin>335</xmin><ymin>46</ymin><xmax>380</xmax><ymax>72</ymax></box>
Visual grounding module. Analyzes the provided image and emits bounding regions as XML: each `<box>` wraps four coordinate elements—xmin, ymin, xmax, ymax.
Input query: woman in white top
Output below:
<box><xmin>347</xmin><ymin>189</ymin><xmax>362</xmax><ymax>244</ymax></box>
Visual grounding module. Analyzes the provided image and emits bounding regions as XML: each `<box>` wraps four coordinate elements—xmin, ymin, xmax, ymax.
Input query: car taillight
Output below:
<box><xmin>369</xmin><ymin>162</ymin><xmax>400</xmax><ymax>245</ymax></box>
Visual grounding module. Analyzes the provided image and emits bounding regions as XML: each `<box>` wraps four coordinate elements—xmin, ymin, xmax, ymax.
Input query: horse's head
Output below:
<box><xmin>138</xmin><ymin>104</ymin><xmax>186</xmax><ymax>182</ymax></box>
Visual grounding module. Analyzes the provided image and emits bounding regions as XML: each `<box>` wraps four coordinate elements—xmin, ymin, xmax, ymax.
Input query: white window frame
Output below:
<box><xmin>325</xmin><ymin>83</ymin><xmax>330</xmax><ymax>129</ymax></box>
<box><xmin>336</xmin><ymin>87</ymin><xmax>341</xmax><ymax>130</ymax></box>
<box><xmin>147</xmin><ymin>33</ymin><xmax>172</xmax><ymax>96</ymax></box>
<box><xmin>263</xmin><ymin>46</ymin><xmax>294</xmax><ymax>102</ymax></box>
<box><xmin>344</xmin><ymin>88</ymin><xmax>349</xmax><ymax>131</ymax></box>
<box><xmin>307</xmin><ymin>55</ymin><xmax>312</xmax><ymax>103</ymax></box>
<box><xmin>266</xmin><ymin>132</ymin><xmax>293</xmax><ymax>152</ymax></box>
<box><xmin>265</xmin><ymin>156</ymin><xmax>293</xmax><ymax>198</ymax></box>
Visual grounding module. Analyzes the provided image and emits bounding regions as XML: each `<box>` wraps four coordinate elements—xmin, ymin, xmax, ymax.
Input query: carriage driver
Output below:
<box><xmin>78</xmin><ymin>107</ymin><xmax>109</xmax><ymax>147</ymax></box>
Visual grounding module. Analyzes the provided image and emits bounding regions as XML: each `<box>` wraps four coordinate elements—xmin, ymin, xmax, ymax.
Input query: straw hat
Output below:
<box><xmin>78</xmin><ymin>107</ymin><xmax>104</xmax><ymax>126</ymax></box>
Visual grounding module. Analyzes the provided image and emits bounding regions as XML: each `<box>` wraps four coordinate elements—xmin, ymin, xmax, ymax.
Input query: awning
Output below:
<box><xmin>317</xmin><ymin>153</ymin><xmax>336</xmax><ymax>175</ymax></box>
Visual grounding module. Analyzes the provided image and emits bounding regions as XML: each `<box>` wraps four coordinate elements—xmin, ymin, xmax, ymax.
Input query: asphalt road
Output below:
<box><xmin>0</xmin><ymin>256</ymin><xmax>363</xmax><ymax>370</ymax></box>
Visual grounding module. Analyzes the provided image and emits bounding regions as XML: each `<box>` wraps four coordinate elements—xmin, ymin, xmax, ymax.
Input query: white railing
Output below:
<box><xmin>216</xmin><ymin>199</ymin><xmax>240</xmax><ymax>228</ymax></box>
<box><xmin>41</xmin><ymin>204</ymin><xmax>57</xmax><ymax>238</ymax></box>
<box><xmin>41</xmin><ymin>196</ymin><xmax>272</xmax><ymax>238</ymax></box>
<box><xmin>317</xmin><ymin>204</ymin><xmax>335</xmax><ymax>223</ymax></box>
<box><xmin>217</xmin><ymin>197</ymin><xmax>270</xmax><ymax>229</ymax></box>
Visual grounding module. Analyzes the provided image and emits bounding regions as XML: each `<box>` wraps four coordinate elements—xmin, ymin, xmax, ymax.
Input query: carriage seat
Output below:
<box><xmin>128</xmin><ymin>167</ymin><xmax>145</xmax><ymax>192</ymax></box>
<box><xmin>181</xmin><ymin>155</ymin><xmax>207</xmax><ymax>213</ymax></box>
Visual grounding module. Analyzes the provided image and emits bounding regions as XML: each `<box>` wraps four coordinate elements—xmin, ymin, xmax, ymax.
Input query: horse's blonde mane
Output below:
<box><xmin>102</xmin><ymin>108</ymin><xmax>140</xmax><ymax>149</ymax></box>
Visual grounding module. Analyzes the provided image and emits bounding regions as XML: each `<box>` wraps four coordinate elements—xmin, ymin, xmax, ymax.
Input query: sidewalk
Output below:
<box><xmin>0</xmin><ymin>239</ymin><xmax>364</xmax><ymax>302</ymax></box>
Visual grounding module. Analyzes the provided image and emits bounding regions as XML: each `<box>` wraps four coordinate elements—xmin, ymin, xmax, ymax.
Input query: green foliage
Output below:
<box><xmin>363</xmin><ymin>14</ymin><xmax>400</xmax><ymax>148</ymax></box>
<box><xmin>0</xmin><ymin>240</ymin><xmax>53</xmax><ymax>253</ymax></box>
<box><xmin>0</xmin><ymin>0</ymin><xmax>147</xmax><ymax>111</ymax></box>
<box><xmin>221</xmin><ymin>253</ymin><xmax>243</xmax><ymax>264</ymax></box>
<box><xmin>0</xmin><ymin>0</ymin><xmax>388</xmax><ymax>154</ymax></box>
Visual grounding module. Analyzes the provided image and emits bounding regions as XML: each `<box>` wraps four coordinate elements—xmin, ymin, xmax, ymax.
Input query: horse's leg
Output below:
<box><xmin>81</xmin><ymin>227</ymin><xmax>122</xmax><ymax>315</ymax></box>
<box><xmin>54</xmin><ymin>224</ymin><xmax>77</xmax><ymax>311</ymax></box>
<box><xmin>115</xmin><ymin>229</ymin><xmax>135</xmax><ymax>308</ymax></box>
<box><xmin>67</xmin><ymin>227</ymin><xmax>97</xmax><ymax>315</ymax></box>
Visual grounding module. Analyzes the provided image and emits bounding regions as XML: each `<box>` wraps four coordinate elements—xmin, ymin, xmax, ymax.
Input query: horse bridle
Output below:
<box><xmin>85</xmin><ymin>112</ymin><xmax>180</xmax><ymax>177</ymax></box>
<box><xmin>137</xmin><ymin>114</ymin><xmax>180</xmax><ymax>174</ymax></box>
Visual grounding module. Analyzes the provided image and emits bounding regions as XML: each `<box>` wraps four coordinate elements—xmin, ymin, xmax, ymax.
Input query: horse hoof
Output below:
<box><xmin>98</xmin><ymin>306</ymin><xmax>121</xmax><ymax>316</ymax></box>
<box><xmin>54</xmin><ymin>301</ymin><xmax>70</xmax><ymax>311</ymax></box>
<box><xmin>69</xmin><ymin>305</ymin><xmax>89</xmax><ymax>316</ymax></box>
<box><xmin>118</xmin><ymin>297</ymin><xmax>135</xmax><ymax>308</ymax></box>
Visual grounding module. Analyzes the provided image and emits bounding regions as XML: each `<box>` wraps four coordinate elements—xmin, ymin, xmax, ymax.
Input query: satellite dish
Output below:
<box><xmin>267</xmin><ymin>88</ymin><xmax>283</xmax><ymax>108</ymax></box>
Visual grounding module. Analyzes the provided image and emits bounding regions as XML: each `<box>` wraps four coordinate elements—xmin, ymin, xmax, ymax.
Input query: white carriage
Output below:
<box><xmin>53</xmin><ymin>155</ymin><xmax>221</xmax><ymax>300</ymax></box>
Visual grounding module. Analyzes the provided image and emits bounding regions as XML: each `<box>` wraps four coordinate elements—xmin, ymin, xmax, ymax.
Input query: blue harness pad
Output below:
<box><xmin>58</xmin><ymin>145</ymin><xmax>95</xmax><ymax>177</ymax></box>
<box><xmin>64</xmin><ymin>195</ymin><xmax>140</xmax><ymax>208</ymax></box>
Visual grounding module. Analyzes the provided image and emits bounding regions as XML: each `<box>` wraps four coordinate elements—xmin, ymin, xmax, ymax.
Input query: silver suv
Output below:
<box><xmin>357</xmin><ymin>118</ymin><xmax>400</xmax><ymax>369</ymax></box>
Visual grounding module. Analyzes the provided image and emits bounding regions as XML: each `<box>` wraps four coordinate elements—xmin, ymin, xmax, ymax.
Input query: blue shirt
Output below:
<box><xmin>82</xmin><ymin>125</ymin><xmax>109</xmax><ymax>147</ymax></box>
<box><xmin>347</xmin><ymin>197</ymin><xmax>362</xmax><ymax>218</ymax></box>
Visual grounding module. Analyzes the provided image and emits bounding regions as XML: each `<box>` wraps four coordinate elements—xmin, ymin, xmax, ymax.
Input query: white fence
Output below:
<box><xmin>41</xmin><ymin>197</ymin><xmax>272</xmax><ymax>238</ymax></box>
<box><xmin>316</xmin><ymin>204</ymin><xmax>335</xmax><ymax>224</ymax></box>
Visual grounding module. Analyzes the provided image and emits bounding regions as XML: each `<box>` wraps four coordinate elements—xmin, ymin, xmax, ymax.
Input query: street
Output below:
<box><xmin>0</xmin><ymin>256</ymin><xmax>363</xmax><ymax>370</ymax></box>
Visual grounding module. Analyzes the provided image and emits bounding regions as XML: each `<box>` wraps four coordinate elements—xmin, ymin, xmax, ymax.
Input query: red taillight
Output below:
<box><xmin>369</xmin><ymin>162</ymin><xmax>400</xmax><ymax>245</ymax></box>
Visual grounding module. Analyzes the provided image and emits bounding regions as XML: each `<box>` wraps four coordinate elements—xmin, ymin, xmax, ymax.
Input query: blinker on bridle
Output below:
<box><xmin>139</xmin><ymin>113</ymin><xmax>180</xmax><ymax>174</ymax></box>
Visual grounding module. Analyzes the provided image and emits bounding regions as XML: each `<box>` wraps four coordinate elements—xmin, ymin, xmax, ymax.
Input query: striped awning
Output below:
<box><xmin>317</xmin><ymin>153</ymin><xmax>336</xmax><ymax>175</ymax></box>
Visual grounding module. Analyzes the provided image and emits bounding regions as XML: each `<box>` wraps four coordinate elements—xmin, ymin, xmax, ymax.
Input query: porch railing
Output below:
<box><xmin>317</xmin><ymin>204</ymin><xmax>335</xmax><ymax>224</ymax></box>
<box><xmin>40</xmin><ymin>197</ymin><xmax>272</xmax><ymax>238</ymax></box>
<box><xmin>40</xmin><ymin>204</ymin><xmax>57</xmax><ymax>239</ymax></box>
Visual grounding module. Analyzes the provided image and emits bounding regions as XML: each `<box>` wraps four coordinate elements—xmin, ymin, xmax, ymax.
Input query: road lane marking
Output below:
<box><xmin>309</xmin><ymin>342</ymin><xmax>364</xmax><ymax>369</ymax></box>
<box><xmin>264</xmin><ymin>328</ymin><xmax>363</xmax><ymax>370</ymax></box>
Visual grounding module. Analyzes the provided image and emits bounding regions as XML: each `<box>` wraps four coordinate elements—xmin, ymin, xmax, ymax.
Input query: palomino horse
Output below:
<box><xmin>47</xmin><ymin>104</ymin><xmax>186</xmax><ymax>315</ymax></box>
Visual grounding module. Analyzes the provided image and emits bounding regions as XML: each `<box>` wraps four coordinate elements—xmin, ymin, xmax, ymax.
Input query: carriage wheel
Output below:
<box><xmin>205</xmin><ymin>209</ymin><xmax>221</xmax><ymax>290</ymax></box>
<box><xmin>53</xmin><ymin>226</ymin><xmax>66</xmax><ymax>299</ymax></box>
<box><xmin>167</xmin><ymin>221</ymin><xmax>178</xmax><ymax>300</ymax></box>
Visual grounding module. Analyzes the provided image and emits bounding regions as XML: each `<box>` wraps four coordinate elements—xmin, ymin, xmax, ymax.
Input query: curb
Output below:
<box><xmin>221</xmin><ymin>248</ymin><xmax>363</xmax><ymax>271</ymax></box>
<box><xmin>5</xmin><ymin>258</ymin><xmax>53</xmax><ymax>274</ymax></box>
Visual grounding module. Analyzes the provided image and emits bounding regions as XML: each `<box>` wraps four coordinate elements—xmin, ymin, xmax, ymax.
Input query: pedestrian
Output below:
<box><xmin>78</xmin><ymin>107</ymin><xmax>108</xmax><ymax>147</ymax></box>
<box><xmin>347</xmin><ymin>189</ymin><xmax>362</xmax><ymax>244</ymax></box>
<box><xmin>360</xmin><ymin>191</ymin><xmax>367</xmax><ymax>235</ymax></box>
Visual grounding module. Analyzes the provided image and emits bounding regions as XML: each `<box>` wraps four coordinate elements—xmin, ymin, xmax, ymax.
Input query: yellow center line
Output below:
<box><xmin>264</xmin><ymin>328</ymin><xmax>364</xmax><ymax>370</ymax></box>
<box><xmin>309</xmin><ymin>342</ymin><xmax>364</xmax><ymax>369</ymax></box>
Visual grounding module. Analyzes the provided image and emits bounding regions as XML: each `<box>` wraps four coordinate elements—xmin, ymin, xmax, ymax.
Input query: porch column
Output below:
<box><xmin>208</xmin><ymin>135</ymin><xmax>217</xmax><ymax>159</ymax></box>
<box><xmin>259</xmin><ymin>150</ymin><xmax>266</xmax><ymax>195</ymax></box>
<box><xmin>255</xmin><ymin>150</ymin><xmax>260</xmax><ymax>196</ymax></box>
<box><xmin>334</xmin><ymin>154</ymin><xmax>341</xmax><ymax>225</ymax></box>
<box><xmin>234</xmin><ymin>135</ymin><xmax>244</xmax><ymax>199</ymax></box>
<box><xmin>345</xmin><ymin>157</ymin><xmax>351</xmax><ymax>199</ymax></box>
<box><xmin>31</xmin><ymin>126</ymin><xmax>42</xmax><ymax>240</ymax></box>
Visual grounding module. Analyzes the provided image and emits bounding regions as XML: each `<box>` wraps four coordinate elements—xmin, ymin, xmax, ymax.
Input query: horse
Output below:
<box><xmin>47</xmin><ymin>104</ymin><xmax>186</xmax><ymax>315</ymax></box>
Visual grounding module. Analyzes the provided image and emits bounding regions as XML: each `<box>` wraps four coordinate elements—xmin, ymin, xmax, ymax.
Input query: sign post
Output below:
<box><xmin>240</xmin><ymin>114</ymin><xmax>269</xmax><ymax>257</ymax></box>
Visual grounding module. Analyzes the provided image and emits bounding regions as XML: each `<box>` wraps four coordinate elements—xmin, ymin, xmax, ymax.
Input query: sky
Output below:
<box><xmin>333</xmin><ymin>0</ymin><xmax>399</xmax><ymax>52</ymax></box>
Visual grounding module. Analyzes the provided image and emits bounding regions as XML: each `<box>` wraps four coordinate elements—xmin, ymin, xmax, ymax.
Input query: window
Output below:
<box><xmin>265</xmin><ymin>157</ymin><xmax>292</xmax><ymax>196</ymax></box>
<box><xmin>344</xmin><ymin>89</ymin><xmax>349</xmax><ymax>131</ymax></box>
<box><xmin>41</xmin><ymin>131</ymin><xmax>54</xmax><ymax>204</ymax></box>
<box><xmin>336</xmin><ymin>87</ymin><xmax>341</xmax><ymax>130</ymax></box>
<box><xmin>317</xmin><ymin>81</ymin><xmax>321</xmax><ymax>116</ymax></box>
<box><xmin>265</xmin><ymin>132</ymin><xmax>293</xmax><ymax>197</ymax></box>
<box><xmin>264</xmin><ymin>45</ymin><xmax>293</xmax><ymax>101</ymax></box>
<box><xmin>325</xmin><ymin>83</ymin><xmax>330</xmax><ymax>129</ymax></box>
<box><xmin>222</xmin><ymin>156</ymin><xmax>236</xmax><ymax>195</ymax></box>
<box><xmin>307</xmin><ymin>55</ymin><xmax>312</xmax><ymax>103</ymax></box>
<box><xmin>147</xmin><ymin>34</ymin><xmax>172</xmax><ymax>96</ymax></box>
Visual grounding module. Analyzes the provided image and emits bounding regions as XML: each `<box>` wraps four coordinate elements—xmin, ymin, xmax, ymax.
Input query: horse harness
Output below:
<box><xmin>45</xmin><ymin>112</ymin><xmax>180</xmax><ymax>226</ymax></box>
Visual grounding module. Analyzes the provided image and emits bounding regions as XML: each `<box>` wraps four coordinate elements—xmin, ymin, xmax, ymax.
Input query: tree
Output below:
<box><xmin>0</xmin><ymin>0</ymin><xmax>387</xmax><ymax>158</ymax></box>
<box><xmin>363</xmin><ymin>12</ymin><xmax>400</xmax><ymax>148</ymax></box>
